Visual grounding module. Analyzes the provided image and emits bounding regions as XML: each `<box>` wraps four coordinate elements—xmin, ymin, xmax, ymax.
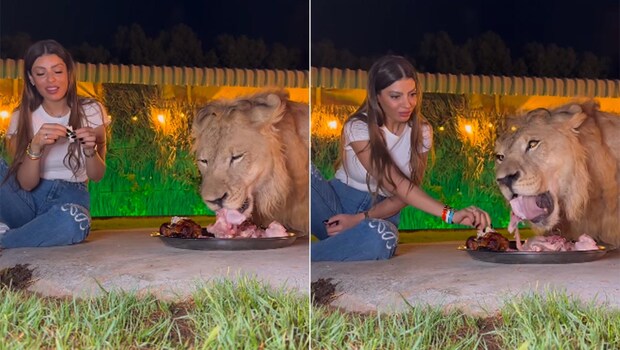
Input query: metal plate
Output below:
<box><xmin>155</xmin><ymin>231</ymin><xmax>304</xmax><ymax>251</ymax></box>
<box><xmin>459</xmin><ymin>241</ymin><xmax>615</xmax><ymax>264</ymax></box>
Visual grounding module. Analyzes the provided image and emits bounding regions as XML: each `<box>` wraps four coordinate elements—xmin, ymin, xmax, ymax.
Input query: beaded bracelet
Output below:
<box><xmin>26</xmin><ymin>142</ymin><xmax>42</xmax><ymax>160</ymax></box>
<box><xmin>441</xmin><ymin>205</ymin><xmax>455</xmax><ymax>224</ymax></box>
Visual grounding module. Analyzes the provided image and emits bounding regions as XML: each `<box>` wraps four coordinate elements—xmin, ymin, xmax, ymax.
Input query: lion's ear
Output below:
<box><xmin>563</xmin><ymin>108</ymin><xmax>588</xmax><ymax>133</ymax></box>
<box><xmin>251</xmin><ymin>93</ymin><xmax>286</xmax><ymax>125</ymax></box>
<box><xmin>192</xmin><ymin>105</ymin><xmax>219</xmax><ymax>135</ymax></box>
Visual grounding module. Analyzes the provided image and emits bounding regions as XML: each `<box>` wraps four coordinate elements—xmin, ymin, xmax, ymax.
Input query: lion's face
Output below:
<box><xmin>192</xmin><ymin>95</ymin><xmax>286</xmax><ymax>218</ymax></box>
<box><xmin>494</xmin><ymin>105</ymin><xmax>590</xmax><ymax>230</ymax></box>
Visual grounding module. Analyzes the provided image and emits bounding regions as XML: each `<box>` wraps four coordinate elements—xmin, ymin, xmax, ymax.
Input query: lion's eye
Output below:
<box><xmin>526</xmin><ymin>140</ymin><xmax>540</xmax><ymax>151</ymax></box>
<box><xmin>495</xmin><ymin>154</ymin><xmax>504</xmax><ymax>162</ymax></box>
<box><xmin>230</xmin><ymin>153</ymin><xmax>245</xmax><ymax>165</ymax></box>
<box><xmin>198</xmin><ymin>159</ymin><xmax>208</xmax><ymax>166</ymax></box>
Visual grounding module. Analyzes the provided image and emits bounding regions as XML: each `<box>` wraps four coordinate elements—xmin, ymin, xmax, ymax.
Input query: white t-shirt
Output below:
<box><xmin>7</xmin><ymin>101</ymin><xmax>110</xmax><ymax>182</ymax></box>
<box><xmin>334</xmin><ymin>118</ymin><xmax>432</xmax><ymax>196</ymax></box>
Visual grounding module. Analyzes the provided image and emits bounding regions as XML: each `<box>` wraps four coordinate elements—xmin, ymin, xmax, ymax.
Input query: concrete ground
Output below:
<box><xmin>312</xmin><ymin>241</ymin><xmax>620</xmax><ymax>315</ymax></box>
<box><xmin>0</xmin><ymin>228</ymin><xmax>309</xmax><ymax>299</ymax></box>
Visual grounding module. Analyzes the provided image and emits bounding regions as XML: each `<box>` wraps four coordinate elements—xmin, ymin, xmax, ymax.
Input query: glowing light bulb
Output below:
<box><xmin>511</xmin><ymin>126</ymin><xmax>517</xmax><ymax>131</ymax></box>
<box><xmin>464</xmin><ymin>124</ymin><xmax>473</xmax><ymax>134</ymax></box>
<box><xmin>438</xmin><ymin>126</ymin><xmax>445</xmax><ymax>131</ymax></box>
<box><xmin>327</xmin><ymin>120</ymin><xmax>338</xmax><ymax>129</ymax></box>
<box><xmin>0</xmin><ymin>111</ymin><xmax>8</xmax><ymax>119</ymax></box>
<box><xmin>131</xmin><ymin>116</ymin><xmax>138</xmax><ymax>122</ymax></box>
<box><xmin>157</xmin><ymin>114</ymin><xmax>165</xmax><ymax>124</ymax></box>
<box><xmin>487</xmin><ymin>123</ymin><xmax>493</xmax><ymax>128</ymax></box>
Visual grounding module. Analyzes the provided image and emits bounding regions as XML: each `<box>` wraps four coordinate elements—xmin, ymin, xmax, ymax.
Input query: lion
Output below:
<box><xmin>494</xmin><ymin>100</ymin><xmax>620</xmax><ymax>246</ymax></box>
<box><xmin>192</xmin><ymin>90</ymin><xmax>309</xmax><ymax>235</ymax></box>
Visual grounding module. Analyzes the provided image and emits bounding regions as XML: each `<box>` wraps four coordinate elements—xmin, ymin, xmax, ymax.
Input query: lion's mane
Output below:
<box><xmin>192</xmin><ymin>90</ymin><xmax>309</xmax><ymax>235</ymax></box>
<box><xmin>495</xmin><ymin>100</ymin><xmax>620</xmax><ymax>246</ymax></box>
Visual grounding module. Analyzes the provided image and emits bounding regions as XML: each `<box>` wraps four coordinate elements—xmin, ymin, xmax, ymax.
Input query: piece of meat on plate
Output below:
<box><xmin>160</xmin><ymin>217</ymin><xmax>203</xmax><ymax>238</ymax></box>
<box><xmin>466</xmin><ymin>228</ymin><xmax>510</xmax><ymax>251</ymax></box>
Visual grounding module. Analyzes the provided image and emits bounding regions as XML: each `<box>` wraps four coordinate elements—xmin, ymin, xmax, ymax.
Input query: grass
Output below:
<box><xmin>311</xmin><ymin>291</ymin><xmax>620</xmax><ymax>349</ymax></box>
<box><xmin>0</xmin><ymin>277</ymin><xmax>310</xmax><ymax>349</ymax></box>
<box><xmin>3</xmin><ymin>282</ymin><xmax>618</xmax><ymax>350</ymax></box>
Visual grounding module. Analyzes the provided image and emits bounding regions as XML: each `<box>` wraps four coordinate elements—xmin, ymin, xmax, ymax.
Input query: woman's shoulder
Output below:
<box><xmin>79</xmin><ymin>98</ymin><xmax>110</xmax><ymax>126</ymax></box>
<box><xmin>79</xmin><ymin>98</ymin><xmax>104</xmax><ymax>112</ymax></box>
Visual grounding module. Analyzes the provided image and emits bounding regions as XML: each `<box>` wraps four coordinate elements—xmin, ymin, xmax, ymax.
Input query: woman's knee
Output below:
<box><xmin>56</xmin><ymin>203</ymin><xmax>91</xmax><ymax>243</ymax></box>
<box><xmin>365</xmin><ymin>219</ymin><xmax>399</xmax><ymax>259</ymax></box>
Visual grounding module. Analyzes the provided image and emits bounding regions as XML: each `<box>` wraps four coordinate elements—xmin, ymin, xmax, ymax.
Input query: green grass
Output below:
<box><xmin>0</xmin><ymin>277</ymin><xmax>309</xmax><ymax>349</ymax></box>
<box><xmin>311</xmin><ymin>291</ymin><xmax>620</xmax><ymax>349</ymax></box>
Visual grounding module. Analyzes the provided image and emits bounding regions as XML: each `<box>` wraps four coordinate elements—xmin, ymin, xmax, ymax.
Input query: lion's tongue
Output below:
<box><xmin>222</xmin><ymin>209</ymin><xmax>247</xmax><ymax>225</ymax></box>
<box><xmin>510</xmin><ymin>196</ymin><xmax>547</xmax><ymax>220</ymax></box>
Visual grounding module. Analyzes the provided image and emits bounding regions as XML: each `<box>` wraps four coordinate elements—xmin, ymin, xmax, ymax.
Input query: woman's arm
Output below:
<box><xmin>350</xmin><ymin>140</ymin><xmax>490</xmax><ymax>228</ymax></box>
<box><xmin>16</xmin><ymin>123</ymin><xmax>68</xmax><ymax>191</ymax></box>
<box><xmin>324</xmin><ymin>196</ymin><xmax>407</xmax><ymax>236</ymax></box>
<box><xmin>77</xmin><ymin>124</ymin><xmax>107</xmax><ymax>182</ymax></box>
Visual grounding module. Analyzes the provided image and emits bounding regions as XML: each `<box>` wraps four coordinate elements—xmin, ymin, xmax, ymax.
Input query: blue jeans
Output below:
<box><xmin>0</xmin><ymin>159</ymin><xmax>91</xmax><ymax>248</ymax></box>
<box><xmin>311</xmin><ymin>164</ymin><xmax>399</xmax><ymax>261</ymax></box>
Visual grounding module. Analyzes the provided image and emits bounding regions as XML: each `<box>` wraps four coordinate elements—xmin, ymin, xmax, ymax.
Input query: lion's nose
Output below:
<box><xmin>496</xmin><ymin>171</ymin><xmax>520</xmax><ymax>188</ymax></box>
<box><xmin>207</xmin><ymin>192</ymin><xmax>228</xmax><ymax>208</ymax></box>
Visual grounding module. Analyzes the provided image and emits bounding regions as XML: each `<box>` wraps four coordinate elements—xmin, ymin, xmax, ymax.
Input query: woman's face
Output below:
<box><xmin>28</xmin><ymin>54</ymin><xmax>69</xmax><ymax>103</ymax></box>
<box><xmin>377</xmin><ymin>77</ymin><xmax>417</xmax><ymax>127</ymax></box>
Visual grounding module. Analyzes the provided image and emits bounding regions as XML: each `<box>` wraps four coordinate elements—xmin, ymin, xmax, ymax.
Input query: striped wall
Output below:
<box><xmin>311</xmin><ymin>67</ymin><xmax>620</xmax><ymax>98</ymax></box>
<box><xmin>0</xmin><ymin>59</ymin><xmax>309</xmax><ymax>88</ymax></box>
<box><xmin>2</xmin><ymin>59</ymin><xmax>619</xmax><ymax>98</ymax></box>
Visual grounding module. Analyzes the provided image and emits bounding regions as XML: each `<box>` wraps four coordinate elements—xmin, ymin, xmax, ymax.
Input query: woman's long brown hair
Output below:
<box><xmin>339</xmin><ymin>55</ymin><xmax>431</xmax><ymax>196</ymax></box>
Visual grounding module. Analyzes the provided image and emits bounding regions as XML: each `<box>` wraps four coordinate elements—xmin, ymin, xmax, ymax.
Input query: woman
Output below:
<box><xmin>0</xmin><ymin>39</ymin><xmax>110</xmax><ymax>248</ymax></box>
<box><xmin>311</xmin><ymin>55</ymin><xmax>491</xmax><ymax>261</ymax></box>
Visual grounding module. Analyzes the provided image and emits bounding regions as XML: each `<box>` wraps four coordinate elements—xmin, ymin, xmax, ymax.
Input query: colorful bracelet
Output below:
<box><xmin>26</xmin><ymin>142</ymin><xmax>42</xmax><ymax>160</ymax></box>
<box><xmin>446</xmin><ymin>209</ymin><xmax>455</xmax><ymax>224</ymax></box>
<box><xmin>441</xmin><ymin>205</ymin><xmax>455</xmax><ymax>224</ymax></box>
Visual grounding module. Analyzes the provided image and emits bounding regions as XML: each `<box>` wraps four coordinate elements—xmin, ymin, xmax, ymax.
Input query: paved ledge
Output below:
<box><xmin>311</xmin><ymin>242</ymin><xmax>620</xmax><ymax>315</ymax></box>
<box><xmin>0</xmin><ymin>228</ymin><xmax>309</xmax><ymax>299</ymax></box>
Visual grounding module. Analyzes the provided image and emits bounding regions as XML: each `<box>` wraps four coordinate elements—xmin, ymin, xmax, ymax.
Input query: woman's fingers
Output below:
<box><xmin>455</xmin><ymin>207</ymin><xmax>492</xmax><ymax>229</ymax></box>
<box><xmin>36</xmin><ymin>123</ymin><xmax>68</xmax><ymax>146</ymax></box>
<box><xmin>75</xmin><ymin>127</ymin><xmax>97</xmax><ymax>148</ymax></box>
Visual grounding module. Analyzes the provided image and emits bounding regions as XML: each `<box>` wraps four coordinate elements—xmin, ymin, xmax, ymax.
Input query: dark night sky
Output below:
<box><xmin>0</xmin><ymin>0</ymin><xmax>309</xmax><ymax>51</ymax></box>
<box><xmin>1</xmin><ymin>0</ymin><xmax>618</xmax><ymax>74</ymax></box>
<box><xmin>312</xmin><ymin>0</ymin><xmax>619</xmax><ymax>65</ymax></box>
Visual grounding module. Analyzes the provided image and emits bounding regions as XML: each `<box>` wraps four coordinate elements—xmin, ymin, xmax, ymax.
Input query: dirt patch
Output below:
<box><xmin>0</xmin><ymin>264</ymin><xmax>35</xmax><ymax>290</ymax></box>
<box><xmin>169</xmin><ymin>301</ymin><xmax>195</xmax><ymax>347</ymax></box>
<box><xmin>477</xmin><ymin>314</ymin><xmax>504</xmax><ymax>350</ymax></box>
<box><xmin>311</xmin><ymin>278</ymin><xmax>339</xmax><ymax>306</ymax></box>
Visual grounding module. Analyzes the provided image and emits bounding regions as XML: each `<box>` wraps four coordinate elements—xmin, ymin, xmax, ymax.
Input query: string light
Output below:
<box><xmin>327</xmin><ymin>120</ymin><xmax>338</xmax><ymax>129</ymax></box>
<box><xmin>131</xmin><ymin>116</ymin><xmax>138</xmax><ymax>122</ymax></box>
<box><xmin>157</xmin><ymin>114</ymin><xmax>166</xmax><ymax>124</ymax></box>
<box><xmin>0</xmin><ymin>111</ymin><xmax>8</xmax><ymax>119</ymax></box>
<box><xmin>464</xmin><ymin>124</ymin><xmax>473</xmax><ymax>134</ymax></box>
<box><xmin>438</xmin><ymin>126</ymin><xmax>445</xmax><ymax>131</ymax></box>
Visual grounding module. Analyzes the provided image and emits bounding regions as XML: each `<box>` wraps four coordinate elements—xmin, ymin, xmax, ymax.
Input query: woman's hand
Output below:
<box><xmin>452</xmin><ymin>206</ymin><xmax>492</xmax><ymax>229</ymax></box>
<box><xmin>324</xmin><ymin>213</ymin><xmax>364</xmax><ymax>236</ymax></box>
<box><xmin>32</xmin><ymin>123</ymin><xmax>69</xmax><ymax>152</ymax></box>
<box><xmin>75</xmin><ymin>127</ymin><xmax>97</xmax><ymax>152</ymax></box>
